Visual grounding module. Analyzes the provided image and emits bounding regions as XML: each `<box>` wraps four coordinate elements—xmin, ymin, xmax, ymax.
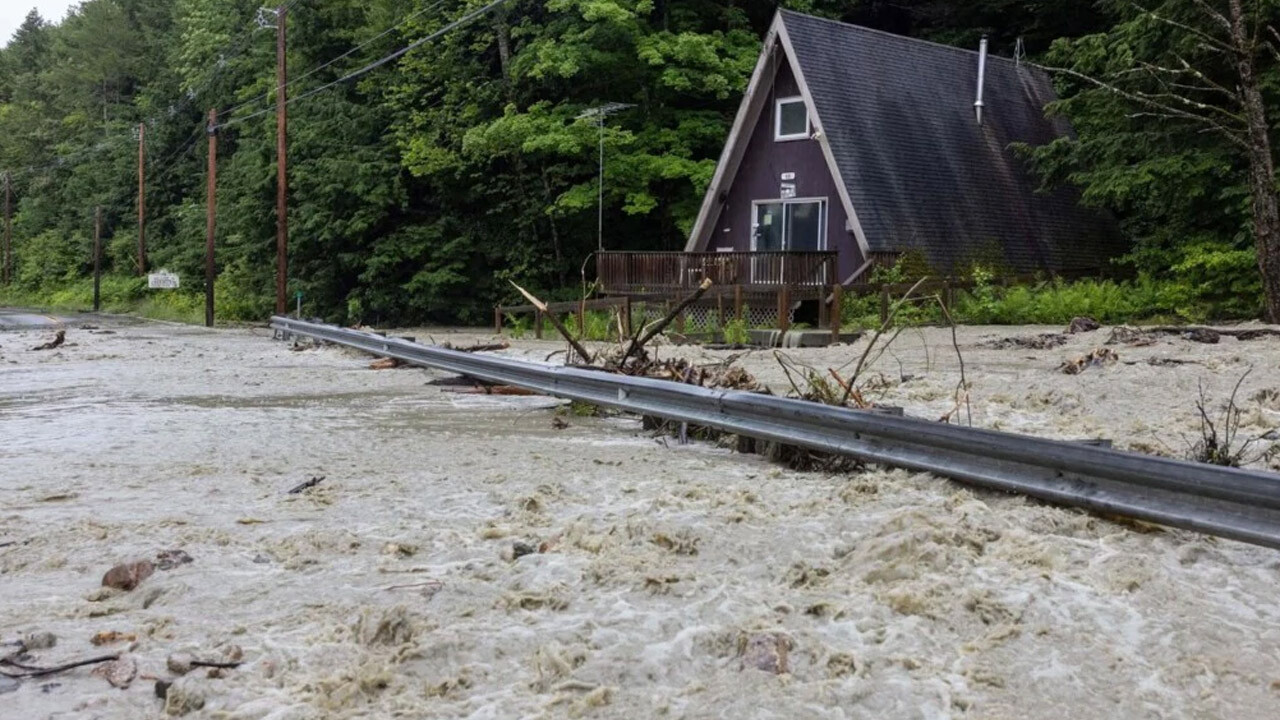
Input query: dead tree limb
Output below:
<box><xmin>31</xmin><ymin>330</ymin><xmax>65</xmax><ymax>351</ymax></box>
<box><xmin>447</xmin><ymin>341</ymin><xmax>510</xmax><ymax>353</ymax></box>
<box><xmin>838</xmin><ymin>277</ymin><xmax>928</xmax><ymax>404</ymax></box>
<box><xmin>0</xmin><ymin>653</ymin><xmax>120</xmax><ymax>679</ymax></box>
<box><xmin>509</xmin><ymin>281</ymin><xmax>594</xmax><ymax>364</ymax></box>
<box><xmin>620</xmin><ymin>279</ymin><xmax>713</xmax><ymax>366</ymax></box>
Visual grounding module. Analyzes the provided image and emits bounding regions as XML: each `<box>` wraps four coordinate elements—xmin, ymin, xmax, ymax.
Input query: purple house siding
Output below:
<box><xmin>697</xmin><ymin>62</ymin><xmax>862</xmax><ymax>281</ymax></box>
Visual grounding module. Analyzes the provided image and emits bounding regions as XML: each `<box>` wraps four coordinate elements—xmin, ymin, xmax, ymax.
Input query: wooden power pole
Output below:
<box><xmin>2</xmin><ymin>171</ymin><xmax>11</xmax><ymax>286</ymax></box>
<box><xmin>138</xmin><ymin>123</ymin><xmax>147</xmax><ymax>275</ymax></box>
<box><xmin>205</xmin><ymin>109</ymin><xmax>218</xmax><ymax>328</ymax></box>
<box><xmin>93</xmin><ymin>206</ymin><xmax>102</xmax><ymax>312</ymax></box>
<box><xmin>275</xmin><ymin>3</ymin><xmax>288</xmax><ymax>315</ymax></box>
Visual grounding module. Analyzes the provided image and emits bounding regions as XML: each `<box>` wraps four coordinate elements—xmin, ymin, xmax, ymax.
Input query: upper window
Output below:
<box><xmin>774</xmin><ymin>96</ymin><xmax>809</xmax><ymax>141</ymax></box>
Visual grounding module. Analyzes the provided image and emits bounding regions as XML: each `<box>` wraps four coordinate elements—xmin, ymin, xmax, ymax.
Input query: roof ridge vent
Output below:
<box><xmin>975</xmin><ymin>34</ymin><xmax>989</xmax><ymax>125</ymax></box>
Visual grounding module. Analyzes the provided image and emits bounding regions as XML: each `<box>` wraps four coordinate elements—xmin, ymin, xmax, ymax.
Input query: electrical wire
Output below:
<box><xmin>220</xmin><ymin>0</ymin><xmax>512</xmax><ymax>128</ymax></box>
<box><xmin>4</xmin><ymin>2</ymin><xmax>280</xmax><ymax>187</ymax></box>
<box><xmin>219</xmin><ymin>0</ymin><xmax>446</xmax><ymax>122</ymax></box>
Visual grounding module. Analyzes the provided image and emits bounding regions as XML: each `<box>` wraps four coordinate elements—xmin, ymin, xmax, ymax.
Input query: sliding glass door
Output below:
<box><xmin>751</xmin><ymin>199</ymin><xmax>826</xmax><ymax>283</ymax></box>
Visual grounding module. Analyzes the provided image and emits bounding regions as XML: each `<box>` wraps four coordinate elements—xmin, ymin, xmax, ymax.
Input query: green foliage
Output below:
<box><xmin>722</xmin><ymin>317</ymin><xmax>749</xmax><ymax>345</ymax></box>
<box><xmin>504</xmin><ymin>312</ymin><xmax>531</xmax><ymax>339</ymax></box>
<box><xmin>0</xmin><ymin>0</ymin><xmax>1268</xmax><ymax>325</ymax></box>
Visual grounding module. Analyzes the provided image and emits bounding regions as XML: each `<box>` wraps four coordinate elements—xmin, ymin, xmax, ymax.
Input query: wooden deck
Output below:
<box><xmin>597</xmin><ymin>250</ymin><xmax>837</xmax><ymax>294</ymax></box>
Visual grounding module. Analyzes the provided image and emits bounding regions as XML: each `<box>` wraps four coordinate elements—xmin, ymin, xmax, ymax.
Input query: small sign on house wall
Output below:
<box><xmin>780</xmin><ymin>172</ymin><xmax>796</xmax><ymax>181</ymax></box>
<box><xmin>780</xmin><ymin>182</ymin><xmax>796</xmax><ymax>199</ymax></box>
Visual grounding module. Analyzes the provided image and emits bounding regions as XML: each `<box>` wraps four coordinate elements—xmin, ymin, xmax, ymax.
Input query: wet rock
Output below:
<box><xmin>740</xmin><ymin>632</ymin><xmax>791</xmax><ymax>674</ymax></box>
<box><xmin>1066</xmin><ymin>316</ymin><xmax>1100</xmax><ymax>334</ymax></box>
<box><xmin>91</xmin><ymin>655</ymin><xmax>137</xmax><ymax>689</ymax></box>
<box><xmin>155</xmin><ymin>549</ymin><xmax>193</xmax><ymax>571</ymax></box>
<box><xmin>982</xmin><ymin>333</ymin><xmax>1067</xmax><ymax>350</ymax></box>
<box><xmin>167</xmin><ymin>653</ymin><xmax>194</xmax><ymax>675</ymax></box>
<box><xmin>381</xmin><ymin>542</ymin><xmax>417</xmax><ymax>558</ymax></box>
<box><xmin>163</xmin><ymin>677</ymin><xmax>206</xmax><ymax>715</ymax></box>
<box><xmin>22</xmin><ymin>631</ymin><xmax>57</xmax><ymax>650</ymax></box>
<box><xmin>102</xmin><ymin>560</ymin><xmax>155</xmax><ymax>591</ymax></box>
<box><xmin>1059</xmin><ymin>347</ymin><xmax>1118</xmax><ymax>375</ymax></box>
<box><xmin>85</xmin><ymin>587</ymin><xmax>121</xmax><ymax>603</ymax></box>
<box><xmin>500</xmin><ymin>541</ymin><xmax>537</xmax><ymax>562</ymax></box>
<box><xmin>90</xmin><ymin>630</ymin><xmax>136</xmax><ymax>646</ymax></box>
<box><xmin>1107</xmin><ymin>326</ymin><xmax>1156</xmax><ymax>346</ymax></box>
<box><xmin>1184</xmin><ymin>328</ymin><xmax>1221</xmax><ymax>344</ymax></box>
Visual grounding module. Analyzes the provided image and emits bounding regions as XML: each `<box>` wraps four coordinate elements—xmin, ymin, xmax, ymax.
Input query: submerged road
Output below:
<box><xmin>0</xmin><ymin>309</ymin><xmax>67</xmax><ymax>331</ymax></box>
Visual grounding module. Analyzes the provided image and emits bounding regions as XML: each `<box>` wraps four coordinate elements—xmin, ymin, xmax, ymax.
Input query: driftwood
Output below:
<box><xmin>1144</xmin><ymin>325</ymin><xmax>1280</xmax><ymax>341</ymax></box>
<box><xmin>836</xmin><ymin>277</ymin><xmax>928</xmax><ymax>405</ymax></box>
<box><xmin>287</xmin><ymin>476</ymin><xmax>325</xmax><ymax>494</ymax></box>
<box><xmin>447</xmin><ymin>341</ymin><xmax>510</xmax><ymax>353</ymax></box>
<box><xmin>1</xmin><ymin>653</ymin><xmax>120</xmax><ymax>679</ymax></box>
<box><xmin>441</xmin><ymin>385</ymin><xmax>541</xmax><ymax>396</ymax></box>
<box><xmin>509</xmin><ymin>281</ymin><xmax>594</xmax><ymax>363</ymax></box>
<box><xmin>618</xmin><ymin>278</ymin><xmax>713</xmax><ymax>367</ymax></box>
<box><xmin>31</xmin><ymin>330</ymin><xmax>65</xmax><ymax>351</ymax></box>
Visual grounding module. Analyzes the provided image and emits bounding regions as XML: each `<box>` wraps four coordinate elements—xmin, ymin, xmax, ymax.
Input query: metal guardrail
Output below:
<box><xmin>272</xmin><ymin>316</ymin><xmax>1280</xmax><ymax>550</ymax></box>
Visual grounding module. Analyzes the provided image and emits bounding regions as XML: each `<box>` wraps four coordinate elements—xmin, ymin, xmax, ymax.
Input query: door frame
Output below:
<box><xmin>749</xmin><ymin>197</ymin><xmax>828</xmax><ymax>284</ymax></box>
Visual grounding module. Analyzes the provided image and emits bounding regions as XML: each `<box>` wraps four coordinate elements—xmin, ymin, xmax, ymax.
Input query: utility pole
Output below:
<box><xmin>275</xmin><ymin>3</ymin><xmax>288</xmax><ymax>315</ymax></box>
<box><xmin>93</xmin><ymin>206</ymin><xmax>102</xmax><ymax>312</ymax></box>
<box><xmin>138</xmin><ymin>123</ymin><xmax>147</xmax><ymax>275</ymax></box>
<box><xmin>3</xmin><ymin>171</ymin><xmax>11</xmax><ymax>286</ymax></box>
<box><xmin>205</xmin><ymin>109</ymin><xmax>218</xmax><ymax>328</ymax></box>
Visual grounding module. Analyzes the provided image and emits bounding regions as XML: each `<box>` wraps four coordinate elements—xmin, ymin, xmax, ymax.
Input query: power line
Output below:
<box><xmin>219</xmin><ymin>0</ymin><xmax>446</xmax><ymax>122</ymax></box>
<box><xmin>4</xmin><ymin>3</ymin><xmax>279</xmax><ymax>187</ymax></box>
<box><xmin>221</xmin><ymin>0</ymin><xmax>512</xmax><ymax>129</ymax></box>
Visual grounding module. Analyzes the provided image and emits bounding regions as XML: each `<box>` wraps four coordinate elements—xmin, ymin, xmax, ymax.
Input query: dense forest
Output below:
<box><xmin>0</xmin><ymin>0</ymin><xmax>1277</xmax><ymax>324</ymax></box>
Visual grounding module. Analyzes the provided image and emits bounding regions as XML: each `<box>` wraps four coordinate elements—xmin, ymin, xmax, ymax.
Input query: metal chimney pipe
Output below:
<box><xmin>975</xmin><ymin>35</ymin><xmax>988</xmax><ymax>125</ymax></box>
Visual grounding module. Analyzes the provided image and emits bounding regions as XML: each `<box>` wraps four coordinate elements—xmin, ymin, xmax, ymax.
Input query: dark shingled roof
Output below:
<box><xmin>779</xmin><ymin>10</ymin><xmax>1122</xmax><ymax>272</ymax></box>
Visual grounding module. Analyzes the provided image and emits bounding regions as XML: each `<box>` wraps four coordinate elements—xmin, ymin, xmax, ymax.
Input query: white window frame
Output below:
<box><xmin>774</xmin><ymin>95</ymin><xmax>810</xmax><ymax>142</ymax></box>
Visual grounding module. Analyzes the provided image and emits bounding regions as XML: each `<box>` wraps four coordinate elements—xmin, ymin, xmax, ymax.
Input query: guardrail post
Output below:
<box><xmin>534</xmin><ymin>309</ymin><xmax>544</xmax><ymax>339</ymax></box>
<box><xmin>494</xmin><ymin>306</ymin><xmax>502</xmax><ymax>334</ymax></box>
<box><xmin>879</xmin><ymin>285</ymin><xmax>890</xmax><ymax>327</ymax></box>
<box><xmin>623</xmin><ymin>296</ymin><xmax>633</xmax><ymax>337</ymax></box>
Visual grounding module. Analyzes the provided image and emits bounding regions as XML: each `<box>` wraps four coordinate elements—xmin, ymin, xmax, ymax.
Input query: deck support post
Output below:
<box><xmin>777</xmin><ymin>285</ymin><xmax>791</xmax><ymax>333</ymax></box>
<box><xmin>830</xmin><ymin>284</ymin><xmax>843</xmax><ymax>343</ymax></box>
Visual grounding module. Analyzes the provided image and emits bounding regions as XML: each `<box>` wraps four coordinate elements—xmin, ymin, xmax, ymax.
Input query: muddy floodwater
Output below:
<box><xmin>3</xmin><ymin>315</ymin><xmax>1280</xmax><ymax>719</ymax></box>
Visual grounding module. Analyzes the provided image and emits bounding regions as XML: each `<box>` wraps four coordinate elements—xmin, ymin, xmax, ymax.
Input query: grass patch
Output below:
<box><xmin>0</xmin><ymin>275</ymin><xmax>208</xmax><ymax>325</ymax></box>
<box><xmin>842</xmin><ymin>273</ymin><xmax>1231</xmax><ymax>329</ymax></box>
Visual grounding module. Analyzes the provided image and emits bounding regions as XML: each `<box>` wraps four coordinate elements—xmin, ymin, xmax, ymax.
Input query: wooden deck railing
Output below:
<box><xmin>597</xmin><ymin>251</ymin><xmax>837</xmax><ymax>294</ymax></box>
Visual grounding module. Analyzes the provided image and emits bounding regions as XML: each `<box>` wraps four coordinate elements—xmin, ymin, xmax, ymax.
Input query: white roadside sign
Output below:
<box><xmin>148</xmin><ymin>270</ymin><xmax>180</xmax><ymax>289</ymax></box>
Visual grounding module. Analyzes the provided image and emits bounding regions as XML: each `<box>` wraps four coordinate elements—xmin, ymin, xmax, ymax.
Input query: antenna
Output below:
<box><xmin>576</xmin><ymin>103</ymin><xmax>635</xmax><ymax>252</ymax></box>
<box><xmin>974</xmin><ymin>35</ymin><xmax>988</xmax><ymax>125</ymax></box>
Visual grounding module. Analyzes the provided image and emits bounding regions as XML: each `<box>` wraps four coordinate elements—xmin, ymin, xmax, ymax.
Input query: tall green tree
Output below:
<box><xmin>1030</xmin><ymin>0</ymin><xmax>1280</xmax><ymax>318</ymax></box>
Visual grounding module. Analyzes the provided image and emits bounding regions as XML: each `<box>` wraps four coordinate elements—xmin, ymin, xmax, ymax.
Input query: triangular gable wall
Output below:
<box><xmin>685</xmin><ymin>13</ymin><xmax>870</xmax><ymax>265</ymax></box>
